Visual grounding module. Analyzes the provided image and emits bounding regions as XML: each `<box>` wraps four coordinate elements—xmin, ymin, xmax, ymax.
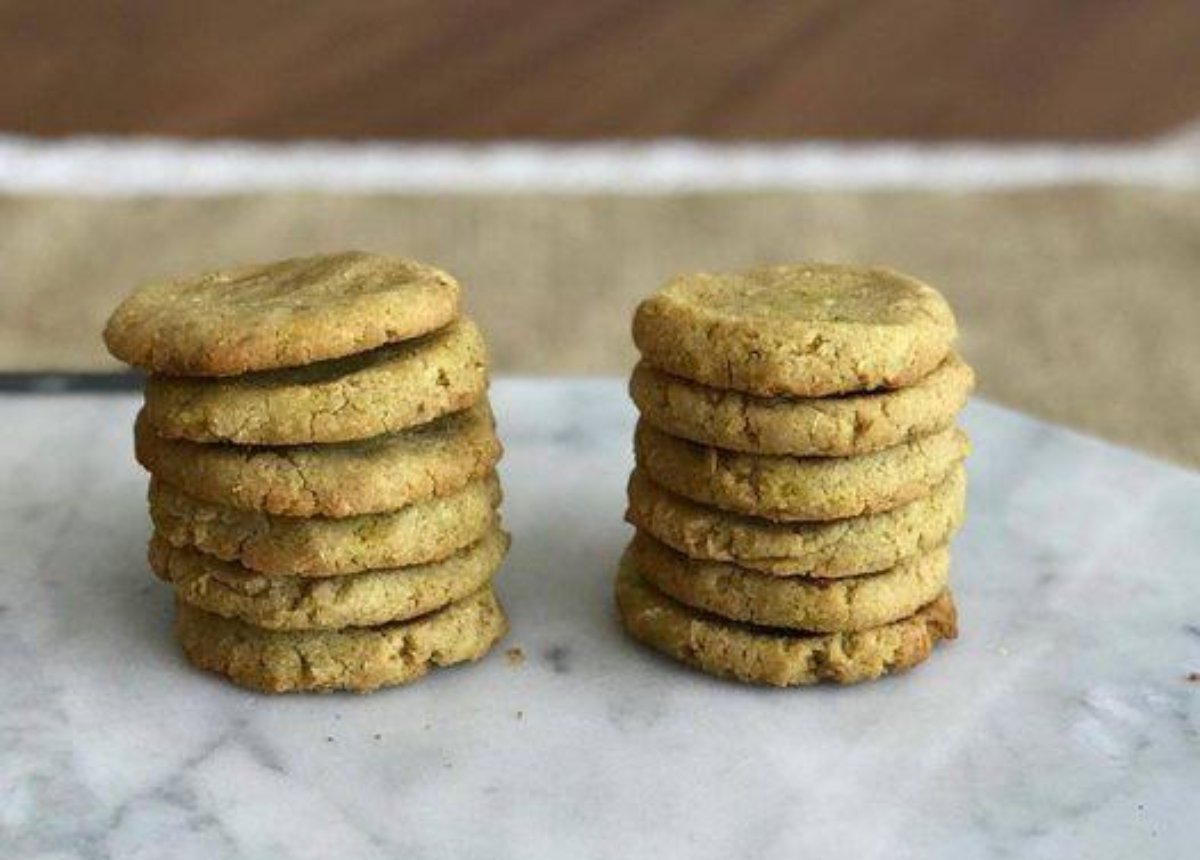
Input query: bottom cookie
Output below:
<box><xmin>175</xmin><ymin>587</ymin><xmax>507</xmax><ymax>693</ymax></box>
<box><xmin>614</xmin><ymin>552</ymin><xmax>956</xmax><ymax>686</ymax></box>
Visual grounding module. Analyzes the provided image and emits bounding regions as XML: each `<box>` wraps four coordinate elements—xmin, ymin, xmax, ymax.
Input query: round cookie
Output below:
<box><xmin>630</xmin><ymin>533</ymin><xmax>949</xmax><ymax>632</ymax></box>
<box><xmin>635</xmin><ymin>422</ymin><xmax>968</xmax><ymax>521</ymax></box>
<box><xmin>149</xmin><ymin>473</ymin><xmax>501</xmax><ymax>576</ymax></box>
<box><xmin>175</xmin><ymin>586</ymin><xmax>508</xmax><ymax>693</ymax></box>
<box><xmin>104</xmin><ymin>251</ymin><xmax>460</xmax><ymax>376</ymax></box>
<box><xmin>614</xmin><ymin>555</ymin><xmax>957</xmax><ymax>687</ymax></box>
<box><xmin>135</xmin><ymin>402</ymin><xmax>501</xmax><ymax>517</ymax></box>
<box><xmin>626</xmin><ymin>466</ymin><xmax>965</xmax><ymax>576</ymax></box>
<box><xmin>629</xmin><ymin>354</ymin><xmax>973</xmax><ymax>456</ymax></box>
<box><xmin>151</xmin><ymin>527</ymin><xmax>509</xmax><ymax>631</ymax></box>
<box><xmin>142</xmin><ymin>319</ymin><xmax>488</xmax><ymax>445</ymax></box>
<box><xmin>632</xmin><ymin>264</ymin><xmax>957</xmax><ymax>397</ymax></box>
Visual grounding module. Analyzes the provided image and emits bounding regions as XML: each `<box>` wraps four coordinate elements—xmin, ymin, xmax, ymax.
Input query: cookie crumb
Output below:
<box><xmin>506</xmin><ymin>646</ymin><xmax>525</xmax><ymax>667</ymax></box>
<box><xmin>1186</xmin><ymin>672</ymin><xmax>1200</xmax><ymax>683</ymax></box>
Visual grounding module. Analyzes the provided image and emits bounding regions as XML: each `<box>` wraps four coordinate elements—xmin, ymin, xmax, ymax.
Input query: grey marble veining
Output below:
<box><xmin>1</xmin><ymin>379</ymin><xmax>1196</xmax><ymax>860</ymax></box>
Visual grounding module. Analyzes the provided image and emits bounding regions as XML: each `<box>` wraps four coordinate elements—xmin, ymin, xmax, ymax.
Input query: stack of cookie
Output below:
<box><xmin>103</xmin><ymin>251</ymin><xmax>509</xmax><ymax>693</ymax></box>
<box><xmin>618</xmin><ymin>264</ymin><xmax>973</xmax><ymax>686</ymax></box>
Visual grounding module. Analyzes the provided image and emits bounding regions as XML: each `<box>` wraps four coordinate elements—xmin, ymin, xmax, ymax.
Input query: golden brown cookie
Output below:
<box><xmin>149</xmin><ymin>473</ymin><xmax>501</xmax><ymax>576</ymax></box>
<box><xmin>630</xmin><ymin>532</ymin><xmax>949</xmax><ymax>632</ymax></box>
<box><xmin>635</xmin><ymin>422</ymin><xmax>968</xmax><ymax>521</ymax></box>
<box><xmin>175</xmin><ymin>586</ymin><xmax>508</xmax><ymax>693</ymax></box>
<box><xmin>626</xmin><ymin>467</ymin><xmax>965</xmax><ymax>576</ymax></box>
<box><xmin>629</xmin><ymin>354</ymin><xmax>973</xmax><ymax>456</ymax></box>
<box><xmin>142</xmin><ymin>319</ymin><xmax>488</xmax><ymax>445</ymax></box>
<box><xmin>151</xmin><ymin>527</ymin><xmax>509</xmax><ymax>631</ymax></box>
<box><xmin>135</xmin><ymin>402</ymin><xmax>501</xmax><ymax>517</ymax></box>
<box><xmin>633</xmin><ymin>264</ymin><xmax>957</xmax><ymax>397</ymax></box>
<box><xmin>614</xmin><ymin>553</ymin><xmax>957</xmax><ymax>686</ymax></box>
<box><xmin>104</xmin><ymin>251</ymin><xmax>460</xmax><ymax>376</ymax></box>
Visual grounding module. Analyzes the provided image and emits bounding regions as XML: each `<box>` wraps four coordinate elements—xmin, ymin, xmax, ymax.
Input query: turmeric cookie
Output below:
<box><xmin>149</xmin><ymin>473</ymin><xmax>501</xmax><ymax>576</ymax></box>
<box><xmin>633</xmin><ymin>264</ymin><xmax>956</xmax><ymax>397</ymax></box>
<box><xmin>142</xmin><ymin>319</ymin><xmax>488</xmax><ymax>445</ymax></box>
<box><xmin>635</xmin><ymin>422</ymin><xmax>969</xmax><ymax>521</ymax></box>
<box><xmin>151</xmin><ymin>527</ymin><xmax>508</xmax><ymax>631</ymax></box>
<box><xmin>175</xmin><ymin>586</ymin><xmax>508</xmax><ymax>693</ymax></box>
<box><xmin>629</xmin><ymin>353</ymin><xmax>973</xmax><ymax>456</ymax></box>
<box><xmin>614</xmin><ymin>554</ymin><xmax>957</xmax><ymax>686</ymax></box>
<box><xmin>630</xmin><ymin>533</ymin><xmax>949</xmax><ymax>632</ymax></box>
<box><xmin>104</xmin><ymin>251</ymin><xmax>460</xmax><ymax>376</ymax></box>
<box><xmin>626</xmin><ymin>467</ymin><xmax>965</xmax><ymax>576</ymax></box>
<box><xmin>135</xmin><ymin>403</ymin><xmax>501</xmax><ymax>518</ymax></box>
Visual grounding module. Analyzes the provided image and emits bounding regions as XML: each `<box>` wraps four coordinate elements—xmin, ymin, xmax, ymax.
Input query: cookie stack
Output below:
<box><xmin>103</xmin><ymin>252</ymin><xmax>509</xmax><ymax>693</ymax></box>
<box><xmin>618</xmin><ymin>264</ymin><xmax>973</xmax><ymax>686</ymax></box>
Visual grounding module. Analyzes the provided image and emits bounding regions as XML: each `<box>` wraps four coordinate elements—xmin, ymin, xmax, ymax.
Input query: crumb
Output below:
<box><xmin>516</xmin><ymin>710</ymin><xmax>524</xmax><ymax>720</ymax></box>
<box><xmin>1186</xmin><ymin>672</ymin><xmax>1200</xmax><ymax>683</ymax></box>
<box><xmin>506</xmin><ymin>646</ymin><xmax>525</xmax><ymax>667</ymax></box>
<box><xmin>373</xmin><ymin>733</ymin><xmax>382</xmax><ymax>740</ymax></box>
<box><xmin>325</xmin><ymin>736</ymin><xmax>334</xmax><ymax>743</ymax></box>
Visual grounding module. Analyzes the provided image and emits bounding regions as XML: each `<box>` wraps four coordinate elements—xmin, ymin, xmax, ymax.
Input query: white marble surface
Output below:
<box><xmin>2</xmin><ymin>379</ymin><xmax>1197</xmax><ymax>860</ymax></box>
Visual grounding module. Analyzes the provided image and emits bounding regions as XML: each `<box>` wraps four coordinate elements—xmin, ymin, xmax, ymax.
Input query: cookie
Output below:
<box><xmin>629</xmin><ymin>353</ymin><xmax>973</xmax><ymax>456</ymax></box>
<box><xmin>135</xmin><ymin>402</ymin><xmax>501</xmax><ymax>517</ymax></box>
<box><xmin>149</xmin><ymin>473</ymin><xmax>501</xmax><ymax>576</ymax></box>
<box><xmin>614</xmin><ymin>554</ymin><xmax>957</xmax><ymax>686</ymax></box>
<box><xmin>151</xmin><ymin>527</ymin><xmax>508</xmax><ymax>631</ymax></box>
<box><xmin>626</xmin><ymin>466</ymin><xmax>965</xmax><ymax>576</ymax></box>
<box><xmin>633</xmin><ymin>264</ymin><xmax>956</xmax><ymax>397</ymax></box>
<box><xmin>104</xmin><ymin>251</ymin><xmax>460</xmax><ymax>376</ymax></box>
<box><xmin>635</xmin><ymin>422</ymin><xmax>968</xmax><ymax>521</ymax></box>
<box><xmin>142</xmin><ymin>319</ymin><xmax>488</xmax><ymax>445</ymax></box>
<box><xmin>175</xmin><ymin>586</ymin><xmax>507</xmax><ymax>693</ymax></box>
<box><xmin>630</xmin><ymin>532</ymin><xmax>949</xmax><ymax>632</ymax></box>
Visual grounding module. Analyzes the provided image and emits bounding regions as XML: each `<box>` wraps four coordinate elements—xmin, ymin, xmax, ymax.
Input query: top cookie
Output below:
<box><xmin>633</xmin><ymin>264</ymin><xmax>957</xmax><ymax>397</ymax></box>
<box><xmin>104</xmin><ymin>251</ymin><xmax>460</xmax><ymax>376</ymax></box>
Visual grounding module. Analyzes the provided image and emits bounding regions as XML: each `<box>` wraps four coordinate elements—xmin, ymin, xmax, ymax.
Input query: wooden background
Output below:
<box><xmin>2</xmin><ymin>0</ymin><xmax>1199</xmax><ymax>141</ymax></box>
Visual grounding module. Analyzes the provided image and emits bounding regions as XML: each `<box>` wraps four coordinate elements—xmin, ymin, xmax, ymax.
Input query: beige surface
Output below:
<box><xmin>2</xmin><ymin>189</ymin><xmax>1198</xmax><ymax>465</ymax></box>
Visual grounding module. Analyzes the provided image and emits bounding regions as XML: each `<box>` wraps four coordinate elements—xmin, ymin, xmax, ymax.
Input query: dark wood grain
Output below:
<box><xmin>2</xmin><ymin>0</ymin><xmax>1198</xmax><ymax>141</ymax></box>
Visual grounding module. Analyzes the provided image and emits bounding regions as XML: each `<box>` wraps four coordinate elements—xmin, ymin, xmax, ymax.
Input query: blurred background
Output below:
<box><xmin>1</xmin><ymin>0</ymin><xmax>1198</xmax><ymax>465</ymax></box>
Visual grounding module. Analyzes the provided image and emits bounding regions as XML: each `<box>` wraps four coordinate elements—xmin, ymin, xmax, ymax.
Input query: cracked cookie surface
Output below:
<box><xmin>630</xmin><ymin>532</ymin><xmax>949</xmax><ymax>632</ymax></box>
<box><xmin>143</xmin><ymin>319</ymin><xmax>488</xmax><ymax>445</ymax></box>
<box><xmin>175</xmin><ymin>586</ymin><xmax>508</xmax><ymax>693</ymax></box>
<box><xmin>152</xmin><ymin>527</ymin><xmax>509</xmax><ymax>631</ymax></box>
<box><xmin>633</xmin><ymin>264</ymin><xmax>957</xmax><ymax>397</ymax></box>
<box><xmin>635</xmin><ymin>421</ymin><xmax>968</xmax><ymax>521</ymax></box>
<box><xmin>150</xmin><ymin>473</ymin><xmax>501</xmax><ymax>575</ymax></box>
<box><xmin>615</xmin><ymin>553</ymin><xmax>956</xmax><ymax>686</ymax></box>
<box><xmin>104</xmin><ymin>251</ymin><xmax>460</xmax><ymax>376</ymax></box>
<box><xmin>136</xmin><ymin>402</ymin><xmax>502</xmax><ymax>517</ymax></box>
<box><xmin>630</xmin><ymin>353</ymin><xmax>973</xmax><ymax>456</ymax></box>
<box><xmin>626</xmin><ymin>466</ymin><xmax>964</xmax><ymax>576</ymax></box>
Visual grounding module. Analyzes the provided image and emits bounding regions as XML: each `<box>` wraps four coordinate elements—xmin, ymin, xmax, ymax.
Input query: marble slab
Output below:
<box><xmin>1</xmin><ymin>379</ymin><xmax>1197</xmax><ymax>860</ymax></box>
